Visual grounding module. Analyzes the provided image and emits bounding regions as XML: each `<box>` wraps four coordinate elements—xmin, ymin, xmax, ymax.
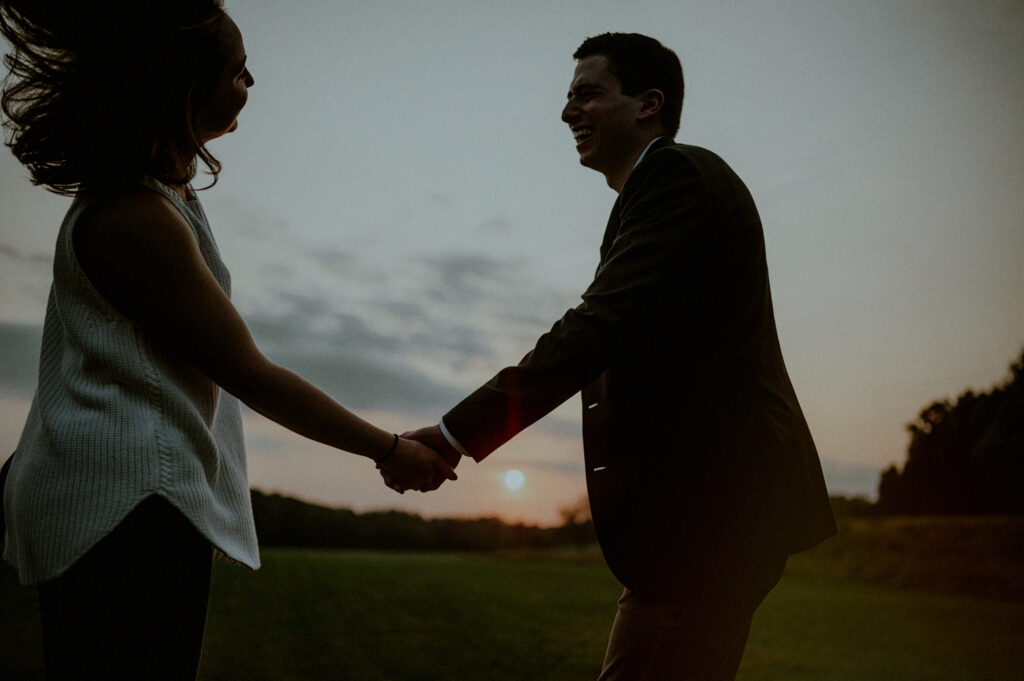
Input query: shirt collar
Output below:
<box><xmin>632</xmin><ymin>135</ymin><xmax>669</xmax><ymax>170</ymax></box>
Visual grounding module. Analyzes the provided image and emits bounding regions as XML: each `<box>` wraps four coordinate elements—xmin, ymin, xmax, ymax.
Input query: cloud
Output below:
<box><xmin>228</xmin><ymin>245</ymin><xmax>586</xmax><ymax>427</ymax></box>
<box><xmin>249</xmin><ymin>290</ymin><xmax>401</xmax><ymax>353</ymax></box>
<box><xmin>0</xmin><ymin>245</ymin><xmax>49</xmax><ymax>264</ymax></box>
<box><xmin>479</xmin><ymin>217</ymin><xmax>512</xmax><ymax>232</ymax></box>
<box><xmin>308</xmin><ymin>248</ymin><xmax>358</xmax><ymax>272</ymax></box>
<box><xmin>0</xmin><ymin>244</ymin><xmax>53</xmax><ymax>324</ymax></box>
<box><xmin>206</xmin><ymin>194</ymin><xmax>574</xmax><ymax>371</ymax></box>
<box><xmin>239</xmin><ymin>287</ymin><xmax>469</xmax><ymax>413</ymax></box>
<box><xmin>417</xmin><ymin>252</ymin><xmax>522</xmax><ymax>306</ymax></box>
<box><xmin>0</xmin><ymin>323</ymin><xmax>42</xmax><ymax>397</ymax></box>
<box><xmin>265</xmin><ymin>348</ymin><xmax>467</xmax><ymax>415</ymax></box>
<box><xmin>176</xmin><ymin>205</ymin><xmax>536</xmax><ymax>411</ymax></box>
<box><xmin>411</xmin><ymin>251</ymin><xmax>567</xmax><ymax>332</ymax></box>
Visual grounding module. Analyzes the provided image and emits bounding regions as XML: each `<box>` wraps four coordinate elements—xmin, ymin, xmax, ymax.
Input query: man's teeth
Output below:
<box><xmin>573</xmin><ymin>127</ymin><xmax>594</xmax><ymax>142</ymax></box>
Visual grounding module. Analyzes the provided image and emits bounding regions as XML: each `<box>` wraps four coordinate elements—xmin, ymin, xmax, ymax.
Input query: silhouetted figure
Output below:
<box><xmin>0</xmin><ymin>2</ymin><xmax>452</xmax><ymax>678</ymax></box>
<box><xmin>403</xmin><ymin>33</ymin><xmax>837</xmax><ymax>680</ymax></box>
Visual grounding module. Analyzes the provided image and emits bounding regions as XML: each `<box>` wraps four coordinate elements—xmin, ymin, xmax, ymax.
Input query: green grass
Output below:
<box><xmin>743</xmin><ymin>576</ymin><xmax>1024</xmax><ymax>681</ymax></box>
<box><xmin>2</xmin><ymin>547</ymin><xmax>1022</xmax><ymax>680</ymax></box>
<box><xmin>785</xmin><ymin>515</ymin><xmax>1024</xmax><ymax>601</ymax></box>
<box><xmin>200</xmin><ymin>550</ymin><xmax>620</xmax><ymax>681</ymax></box>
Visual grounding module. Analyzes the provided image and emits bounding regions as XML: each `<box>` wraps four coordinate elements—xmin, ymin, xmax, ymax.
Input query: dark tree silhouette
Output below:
<box><xmin>248</xmin><ymin>490</ymin><xmax>595</xmax><ymax>551</ymax></box>
<box><xmin>877</xmin><ymin>349</ymin><xmax>1024</xmax><ymax>514</ymax></box>
<box><xmin>557</xmin><ymin>495</ymin><xmax>597</xmax><ymax>546</ymax></box>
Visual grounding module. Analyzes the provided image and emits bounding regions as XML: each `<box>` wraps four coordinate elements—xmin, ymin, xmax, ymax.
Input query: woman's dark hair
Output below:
<box><xmin>1</xmin><ymin>0</ymin><xmax>229</xmax><ymax>195</ymax></box>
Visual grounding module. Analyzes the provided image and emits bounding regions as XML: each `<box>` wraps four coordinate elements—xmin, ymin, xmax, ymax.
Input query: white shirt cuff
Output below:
<box><xmin>439</xmin><ymin>418</ymin><xmax>471</xmax><ymax>459</ymax></box>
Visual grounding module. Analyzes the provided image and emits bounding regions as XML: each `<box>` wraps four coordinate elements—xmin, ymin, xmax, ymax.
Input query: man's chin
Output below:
<box><xmin>579</xmin><ymin>155</ymin><xmax>606</xmax><ymax>175</ymax></box>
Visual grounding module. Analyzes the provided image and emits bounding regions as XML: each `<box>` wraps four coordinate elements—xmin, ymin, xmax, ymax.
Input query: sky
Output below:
<box><xmin>1</xmin><ymin>0</ymin><xmax>1023</xmax><ymax>526</ymax></box>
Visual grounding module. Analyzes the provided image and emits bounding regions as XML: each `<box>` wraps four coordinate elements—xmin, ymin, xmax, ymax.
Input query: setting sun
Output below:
<box><xmin>503</xmin><ymin>469</ymin><xmax>526</xmax><ymax>491</ymax></box>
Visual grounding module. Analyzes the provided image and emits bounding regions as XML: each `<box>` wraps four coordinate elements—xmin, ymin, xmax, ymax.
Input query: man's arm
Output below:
<box><xmin>403</xmin><ymin>424</ymin><xmax>463</xmax><ymax>467</ymax></box>
<box><xmin>441</xmin><ymin>148</ymin><xmax>709</xmax><ymax>460</ymax></box>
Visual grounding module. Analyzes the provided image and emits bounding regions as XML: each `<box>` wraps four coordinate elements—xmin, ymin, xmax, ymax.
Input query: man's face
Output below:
<box><xmin>561</xmin><ymin>55</ymin><xmax>644</xmax><ymax>178</ymax></box>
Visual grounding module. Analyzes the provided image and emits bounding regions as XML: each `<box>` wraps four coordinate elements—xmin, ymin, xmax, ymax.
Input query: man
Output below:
<box><xmin>403</xmin><ymin>33</ymin><xmax>837</xmax><ymax>680</ymax></box>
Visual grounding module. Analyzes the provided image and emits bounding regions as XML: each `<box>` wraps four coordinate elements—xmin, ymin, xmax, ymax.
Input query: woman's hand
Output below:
<box><xmin>377</xmin><ymin>437</ymin><xmax>457</xmax><ymax>493</ymax></box>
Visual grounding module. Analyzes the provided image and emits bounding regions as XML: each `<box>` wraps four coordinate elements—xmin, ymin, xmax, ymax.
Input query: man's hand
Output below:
<box><xmin>402</xmin><ymin>425</ymin><xmax>462</xmax><ymax>467</ymax></box>
<box><xmin>386</xmin><ymin>424</ymin><xmax>463</xmax><ymax>492</ymax></box>
<box><xmin>377</xmin><ymin>436</ymin><xmax>457</xmax><ymax>493</ymax></box>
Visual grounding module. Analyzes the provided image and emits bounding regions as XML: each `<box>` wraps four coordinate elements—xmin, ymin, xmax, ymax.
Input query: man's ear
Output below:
<box><xmin>637</xmin><ymin>89</ymin><xmax>665</xmax><ymax>123</ymax></box>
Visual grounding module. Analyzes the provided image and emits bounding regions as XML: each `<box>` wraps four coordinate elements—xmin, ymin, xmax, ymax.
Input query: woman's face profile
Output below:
<box><xmin>196</xmin><ymin>17</ymin><xmax>254</xmax><ymax>142</ymax></box>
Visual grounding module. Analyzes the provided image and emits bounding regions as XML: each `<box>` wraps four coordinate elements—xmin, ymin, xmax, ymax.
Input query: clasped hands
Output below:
<box><xmin>375</xmin><ymin>425</ymin><xmax>462</xmax><ymax>494</ymax></box>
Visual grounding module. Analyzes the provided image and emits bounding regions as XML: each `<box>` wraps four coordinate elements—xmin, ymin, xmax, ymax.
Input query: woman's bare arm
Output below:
<box><xmin>73</xmin><ymin>189</ymin><xmax>454</xmax><ymax>489</ymax></box>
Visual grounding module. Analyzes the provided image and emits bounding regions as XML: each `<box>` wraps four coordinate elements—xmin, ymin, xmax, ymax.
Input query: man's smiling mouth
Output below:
<box><xmin>572</xmin><ymin>126</ymin><xmax>595</xmax><ymax>144</ymax></box>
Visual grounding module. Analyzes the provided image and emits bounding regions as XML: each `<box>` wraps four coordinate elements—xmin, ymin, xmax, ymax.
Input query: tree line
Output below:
<box><xmin>875</xmin><ymin>348</ymin><xmax>1023</xmax><ymax>515</ymax></box>
<box><xmin>250</xmin><ymin>489</ymin><xmax>596</xmax><ymax>552</ymax></box>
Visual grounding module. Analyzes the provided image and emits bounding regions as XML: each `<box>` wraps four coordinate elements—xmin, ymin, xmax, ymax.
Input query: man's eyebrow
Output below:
<box><xmin>567</xmin><ymin>82</ymin><xmax>602</xmax><ymax>98</ymax></box>
<box><xmin>236</xmin><ymin>55</ymin><xmax>248</xmax><ymax>73</ymax></box>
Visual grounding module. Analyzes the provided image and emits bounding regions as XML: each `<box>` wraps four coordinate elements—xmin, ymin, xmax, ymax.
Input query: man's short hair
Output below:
<box><xmin>573</xmin><ymin>33</ymin><xmax>684</xmax><ymax>137</ymax></box>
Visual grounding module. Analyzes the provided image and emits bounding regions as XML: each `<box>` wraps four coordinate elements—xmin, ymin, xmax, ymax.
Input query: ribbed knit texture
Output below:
<box><xmin>2</xmin><ymin>178</ymin><xmax>260</xmax><ymax>585</ymax></box>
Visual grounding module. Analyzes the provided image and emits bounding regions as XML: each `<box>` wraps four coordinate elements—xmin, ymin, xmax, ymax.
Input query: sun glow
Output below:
<box><xmin>503</xmin><ymin>469</ymin><xmax>526</xmax><ymax>491</ymax></box>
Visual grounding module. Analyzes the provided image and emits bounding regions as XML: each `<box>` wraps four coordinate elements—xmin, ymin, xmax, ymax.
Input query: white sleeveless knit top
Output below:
<box><xmin>3</xmin><ymin>178</ymin><xmax>260</xmax><ymax>585</ymax></box>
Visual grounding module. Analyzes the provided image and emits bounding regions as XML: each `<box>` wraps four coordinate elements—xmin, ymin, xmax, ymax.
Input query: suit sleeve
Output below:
<box><xmin>443</xmin><ymin>149</ymin><xmax>709</xmax><ymax>460</ymax></box>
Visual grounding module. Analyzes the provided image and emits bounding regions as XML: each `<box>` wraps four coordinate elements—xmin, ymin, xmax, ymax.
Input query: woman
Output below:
<box><xmin>0</xmin><ymin>2</ymin><xmax>454</xmax><ymax>678</ymax></box>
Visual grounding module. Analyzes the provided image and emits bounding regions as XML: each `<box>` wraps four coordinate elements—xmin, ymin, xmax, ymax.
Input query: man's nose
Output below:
<box><xmin>561</xmin><ymin>100</ymin><xmax>576</xmax><ymax>123</ymax></box>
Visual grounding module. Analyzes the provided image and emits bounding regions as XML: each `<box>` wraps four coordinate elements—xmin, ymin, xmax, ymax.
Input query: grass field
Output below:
<box><xmin>785</xmin><ymin>515</ymin><xmax>1024</xmax><ymax>601</ymax></box>
<box><xmin>2</xmin><ymin>545</ymin><xmax>1023</xmax><ymax>681</ymax></box>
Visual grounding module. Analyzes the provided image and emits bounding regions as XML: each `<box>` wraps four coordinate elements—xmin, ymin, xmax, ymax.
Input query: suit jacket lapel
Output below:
<box><xmin>598</xmin><ymin>195</ymin><xmax>622</xmax><ymax>265</ymax></box>
<box><xmin>598</xmin><ymin>137</ymin><xmax>675</xmax><ymax>267</ymax></box>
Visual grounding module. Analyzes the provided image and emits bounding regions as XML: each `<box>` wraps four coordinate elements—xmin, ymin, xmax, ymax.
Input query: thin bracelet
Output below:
<box><xmin>374</xmin><ymin>433</ymin><xmax>400</xmax><ymax>466</ymax></box>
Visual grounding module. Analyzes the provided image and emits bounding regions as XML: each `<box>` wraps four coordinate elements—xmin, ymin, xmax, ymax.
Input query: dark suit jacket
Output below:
<box><xmin>444</xmin><ymin>139</ymin><xmax>837</xmax><ymax>593</ymax></box>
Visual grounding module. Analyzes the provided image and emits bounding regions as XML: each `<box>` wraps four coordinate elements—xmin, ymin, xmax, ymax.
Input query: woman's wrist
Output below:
<box><xmin>373</xmin><ymin>433</ymin><xmax>400</xmax><ymax>466</ymax></box>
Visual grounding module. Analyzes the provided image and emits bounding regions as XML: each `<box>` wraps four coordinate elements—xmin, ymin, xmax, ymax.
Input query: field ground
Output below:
<box><xmin>785</xmin><ymin>515</ymin><xmax>1024</xmax><ymax>601</ymax></box>
<box><xmin>2</xmin><ymin>539</ymin><xmax>1023</xmax><ymax>681</ymax></box>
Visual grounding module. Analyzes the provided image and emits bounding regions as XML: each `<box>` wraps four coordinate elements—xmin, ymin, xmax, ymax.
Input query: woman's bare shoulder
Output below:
<box><xmin>75</xmin><ymin>186</ymin><xmax>198</xmax><ymax>266</ymax></box>
<box><xmin>79</xmin><ymin>187</ymin><xmax>187</xmax><ymax>235</ymax></box>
